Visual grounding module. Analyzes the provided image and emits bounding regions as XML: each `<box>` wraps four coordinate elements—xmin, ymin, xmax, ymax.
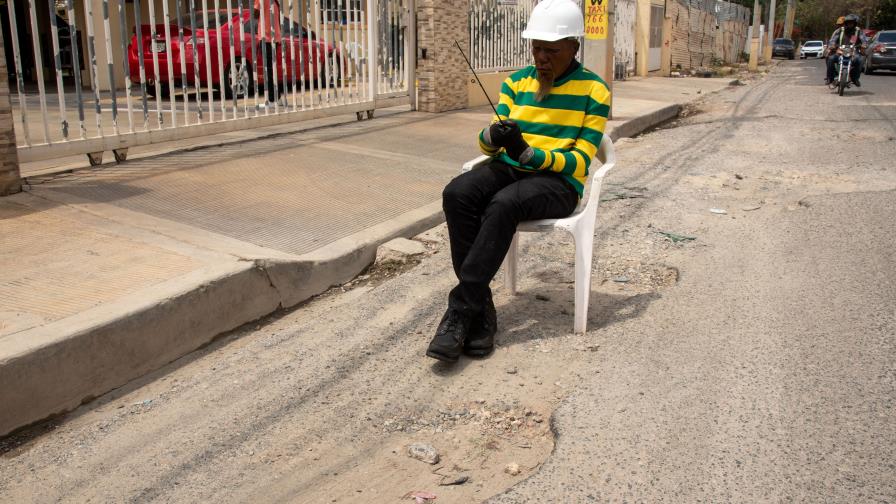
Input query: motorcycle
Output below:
<box><xmin>832</xmin><ymin>44</ymin><xmax>856</xmax><ymax>96</ymax></box>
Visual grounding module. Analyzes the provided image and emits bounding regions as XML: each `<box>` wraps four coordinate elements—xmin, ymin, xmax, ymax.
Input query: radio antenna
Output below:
<box><xmin>454</xmin><ymin>39</ymin><xmax>505</xmax><ymax>125</ymax></box>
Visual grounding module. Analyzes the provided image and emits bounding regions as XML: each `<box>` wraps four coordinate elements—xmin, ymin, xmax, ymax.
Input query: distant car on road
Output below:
<box><xmin>773</xmin><ymin>38</ymin><xmax>796</xmax><ymax>59</ymax></box>
<box><xmin>800</xmin><ymin>40</ymin><xmax>825</xmax><ymax>58</ymax></box>
<box><xmin>864</xmin><ymin>30</ymin><xmax>896</xmax><ymax>74</ymax></box>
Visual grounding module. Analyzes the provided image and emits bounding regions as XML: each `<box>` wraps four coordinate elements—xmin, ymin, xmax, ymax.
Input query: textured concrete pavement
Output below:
<box><xmin>1</xmin><ymin>75</ymin><xmax>738</xmax><ymax>436</ymax></box>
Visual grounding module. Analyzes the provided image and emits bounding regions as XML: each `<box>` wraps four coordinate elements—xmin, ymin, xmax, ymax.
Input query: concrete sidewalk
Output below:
<box><xmin>0</xmin><ymin>75</ymin><xmax>738</xmax><ymax>436</ymax></box>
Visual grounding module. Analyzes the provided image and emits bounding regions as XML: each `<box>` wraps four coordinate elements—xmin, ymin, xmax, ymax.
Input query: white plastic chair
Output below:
<box><xmin>460</xmin><ymin>136</ymin><xmax>616</xmax><ymax>334</ymax></box>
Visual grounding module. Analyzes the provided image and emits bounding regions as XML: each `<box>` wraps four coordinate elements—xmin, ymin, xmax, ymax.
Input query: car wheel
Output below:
<box><xmin>224</xmin><ymin>60</ymin><xmax>254</xmax><ymax>99</ymax></box>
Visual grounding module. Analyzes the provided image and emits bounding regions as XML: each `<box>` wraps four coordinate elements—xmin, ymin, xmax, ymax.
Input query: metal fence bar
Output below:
<box><xmin>353</xmin><ymin>0</ymin><xmax>360</xmax><ymax>101</ymax></box>
<box><xmin>271</xmin><ymin>0</ymin><xmax>282</xmax><ymax>112</ymax></box>
<box><xmin>366</xmin><ymin>0</ymin><xmax>375</xmax><ymax>101</ymax></box>
<box><xmin>116</xmin><ymin>0</ymin><xmax>135</xmax><ymax>133</ymax></box>
<box><xmin>311</xmin><ymin>0</ymin><xmax>324</xmax><ymax>106</ymax></box>
<box><xmin>162</xmin><ymin>0</ymin><xmax>176</xmax><ymax>126</ymax></box>
<box><xmin>334</xmin><ymin>0</ymin><xmax>345</xmax><ymax>104</ymax></box>
<box><xmin>83</xmin><ymin>0</ymin><xmax>105</xmax><ymax>136</ymax></box>
<box><xmin>132</xmin><ymin>0</ymin><xmax>149</xmax><ymax>130</ymax></box>
<box><xmin>176</xmin><ymin>0</ymin><xmax>190</xmax><ymax>125</ymax></box>
<box><xmin>237</xmin><ymin>1</ymin><xmax>249</xmax><ymax>117</ymax></box>
<box><xmin>287</xmin><ymin>0</ymin><xmax>299</xmax><ymax>110</ymax></box>
<box><xmin>101</xmin><ymin>0</ymin><xmax>120</xmax><ymax>136</ymax></box>
<box><xmin>26</xmin><ymin>0</ymin><xmax>51</xmax><ymax>144</ymax></box>
<box><xmin>201</xmin><ymin>1</ymin><xmax>215</xmax><ymax>121</ymax></box>
<box><xmin>277</xmin><ymin>0</ymin><xmax>288</xmax><ymax>111</ymax></box>
<box><xmin>321</xmin><ymin>2</ymin><xmax>332</xmax><ymax>104</ymax></box>
<box><xmin>214</xmin><ymin>0</ymin><xmax>226</xmax><ymax>119</ymax></box>
<box><xmin>146</xmin><ymin>0</ymin><xmax>164</xmax><ymax>128</ymax></box>
<box><xmin>258</xmin><ymin>0</ymin><xmax>270</xmax><ymax>111</ymax></box>
<box><xmin>231</xmin><ymin>0</ymin><xmax>243</xmax><ymax>115</ymax></box>
<box><xmin>48</xmin><ymin>0</ymin><xmax>69</xmax><ymax>140</ymax></box>
<box><xmin>7</xmin><ymin>0</ymin><xmax>31</xmax><ymax>146</ymax></box>
<box><xmin>188</xmin><ymin>0</ymin><xmax>204</xmax><ymax>121</ymax></box>
<box><xmin>247</xmin><ymin>0</ymin><xmax>260</xmax><ymax>113</ymax></box>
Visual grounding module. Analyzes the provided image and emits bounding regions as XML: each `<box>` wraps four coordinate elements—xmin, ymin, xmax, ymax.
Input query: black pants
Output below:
<box><xmin>261</xmin><ymin>41</ymin><xmax>278</xmax><ymax>103</ymax></box>
<box><xmin>442</xmin><ymin>160</ymin><xmax>579</xmax><ymax>317</ymax></box>
<box><xmin>826</xmin><ymin>53</ymin><xmax>863</xmax><ymax>83</ymax></box>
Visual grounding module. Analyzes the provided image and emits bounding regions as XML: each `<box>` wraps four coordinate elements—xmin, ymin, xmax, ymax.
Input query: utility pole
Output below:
<box><xmin>783</xmin><ymin>0</ymin><xmax>795</xmax><ymax>40</ymax></box>
<box><xmin>763</xmin><ymin>0</ymin><xmax>777</xmax><ymax>61</ymax></box>
<box><xmin>749</xmin><ymin>0</ymin><xmax>761</xmax><ymax>70</ymax></box>
<box><xmin>583</xmin><ymin>0</ymin><xmax>614</xmax><ymax>117</ymax></box>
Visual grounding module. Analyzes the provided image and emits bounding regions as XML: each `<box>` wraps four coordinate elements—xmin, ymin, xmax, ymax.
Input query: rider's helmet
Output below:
<box><xmin>836</xmin><ymin>16</ymin><xmax>845</xmax><ymax>26</ymax></box>
<box><xmin>844</xmin><ymin>14</ymin><xmax>860</xmax><ymax>26</ymax></box>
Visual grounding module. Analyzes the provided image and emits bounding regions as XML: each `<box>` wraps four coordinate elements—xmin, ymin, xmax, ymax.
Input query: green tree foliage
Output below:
<box><xmin>796</xmin><ymin>0</ymin><xmax>896</xmax><ymax>38</ymax></box>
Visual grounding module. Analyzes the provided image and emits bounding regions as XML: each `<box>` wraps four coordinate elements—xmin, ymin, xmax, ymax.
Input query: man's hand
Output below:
<box><xmin>487</xmin><ymin>120</ymin><xmax>533</xmax><ymax>163</ymax></box>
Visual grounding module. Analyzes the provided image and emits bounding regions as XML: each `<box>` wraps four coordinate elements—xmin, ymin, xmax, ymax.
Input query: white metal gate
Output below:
<box><xmin>3</xmin><ymin>0</ymin><xmax>414</xmax><ymax>165</ymax></box>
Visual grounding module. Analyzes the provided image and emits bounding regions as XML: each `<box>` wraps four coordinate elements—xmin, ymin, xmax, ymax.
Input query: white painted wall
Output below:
<box><xmin>614</xmin><ymin>0</ymin><xmax>636</xmax><ymax>74</ymax></box>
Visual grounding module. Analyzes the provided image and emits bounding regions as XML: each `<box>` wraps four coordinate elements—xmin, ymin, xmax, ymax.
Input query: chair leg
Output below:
<box><xmin>504</xmin><ymin>232</ymin><xmax>519</xmax><ymax>295</ymax></box>
<box><xmin>573</xmin><ymin>232</ymin><xmax>595</xmax><ymax>334</ymax></box>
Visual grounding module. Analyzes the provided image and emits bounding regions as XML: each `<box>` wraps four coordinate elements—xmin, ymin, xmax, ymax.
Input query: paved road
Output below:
<box><xmin>490</xmin><ymin>58</ymin><xmax>896</xmax><ymax>502</ymax></box>
<box><xmin>1</xmin><ymin>60</ymin><xmax>893</xmax><ymax>503</ymax></box>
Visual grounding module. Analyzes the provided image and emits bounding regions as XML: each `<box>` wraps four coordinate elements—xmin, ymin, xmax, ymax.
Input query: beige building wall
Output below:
<box><xmin>634</xmin><ymin>0</ymin><xmax>650</xmax><ymax>76</ymax></box>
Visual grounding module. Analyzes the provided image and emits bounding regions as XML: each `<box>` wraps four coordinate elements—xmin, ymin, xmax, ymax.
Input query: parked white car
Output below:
<box><xmin>800</xmin><ymin>40</ymin><xmax>825</xmax><ymax>58</ymax></box>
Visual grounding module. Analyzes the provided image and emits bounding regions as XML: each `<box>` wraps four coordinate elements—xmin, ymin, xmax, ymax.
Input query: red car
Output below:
<box><xmin>128</xmin><ymin>10</ymin><xmax>342</xmax><ymax>98</ymax></box>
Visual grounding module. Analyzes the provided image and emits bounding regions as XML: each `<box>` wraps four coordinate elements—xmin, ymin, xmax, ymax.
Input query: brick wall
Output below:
<box><xmin>0</xmin><ymin>32</ymin><xmax>22</xmax><ymax>196</ymax></box>
<box><xmin>416</xmin><ymin>0</ymin><xmax>470</xmax><ymax>112</ymax></box>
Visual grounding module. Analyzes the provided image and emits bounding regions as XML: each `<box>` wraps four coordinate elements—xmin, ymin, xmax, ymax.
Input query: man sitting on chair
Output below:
<box><xmin>426</xmin><ymin>0</ymin><xmax>612</xmax><ymax>362</ymax></box>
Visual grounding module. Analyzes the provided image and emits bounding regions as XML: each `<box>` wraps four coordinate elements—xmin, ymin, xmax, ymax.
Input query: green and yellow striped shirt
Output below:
<box><xmin>478</xmin><ymin>61</ymin><xmax>611</xmax><ymax>197</ymax></box>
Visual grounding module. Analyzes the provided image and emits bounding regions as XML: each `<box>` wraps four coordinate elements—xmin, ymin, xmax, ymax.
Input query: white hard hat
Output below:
<box><xmin>522</xmin><ymin>0</ymin><xmax>585</xmax><ymax>42</ymax></box>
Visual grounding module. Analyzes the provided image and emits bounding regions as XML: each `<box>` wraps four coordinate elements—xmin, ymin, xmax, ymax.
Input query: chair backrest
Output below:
<box><xmin>573</xmin><ymin>135</ymin><xmax>616</xmax><ymax>214</ymax></box>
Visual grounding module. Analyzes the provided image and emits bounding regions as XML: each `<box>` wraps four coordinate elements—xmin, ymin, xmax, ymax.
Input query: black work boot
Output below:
<box><xmin>464</xmin><ymin>296</ymin><xmax>497</xmax><ymax>357</ymax></box>
<box><xmin>426</xmin><ymin>309</ymin><xmax>472</xmax><ymax>363</ymax></box>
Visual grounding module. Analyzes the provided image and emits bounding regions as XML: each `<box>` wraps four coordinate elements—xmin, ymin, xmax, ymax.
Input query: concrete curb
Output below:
<box><xmin>608</xmin><ymin>104</ymin><xmax>681</xmax><ymax>141</ymax></box>
<box><xmin>0</xmin><ymin>201</ymin><xmax>445</xmax><ymax>437</ymax></box>
<box><xmin>0</xmin><ymin>96</ymin><xmax>692</xmax><ymax>436</ymax></box>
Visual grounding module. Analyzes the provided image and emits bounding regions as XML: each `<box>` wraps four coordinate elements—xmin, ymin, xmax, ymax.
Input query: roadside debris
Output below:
<box><xmin>534</xmin><ymin>294</ymin><xmax>550</xmax><ymax>301</ymax></box>
<box><xmin>407</xmin><ymin>443</ymin><xmax>440</xmax><ymax>465</ymax></box>
<box><xmin>504</xmin><ymin>462</ymin><xmax>522</xmax><ymax>476</ymax></box>
<box><xmin>438</xmin><ymin>475</ymin><xmax>469</xmax><ymax>486</ymax></box>
<box><xmin>612</xmin><ymin>276</ymin><xmax>630</xmax><ymax>283</ymax></box>
<box><xmin>742</xmin><ymin>204</ymin><xmax>762</xmax><ymax>211</ymax></box>
<box><xmin>600</xmin><ymin>189</ymin><xmax>646</xmax><ymax>202</ymax></box>
<box><xmin>657</xmin><ymin>231</ymin><xmax>697</xmax><ymax>243</ymax></box>
<box><xmin>403</xmin><ymin>490</ymin><xmax>437</xmax><ymax>503</ymax></box>
<box><xmin>709</xmin><ymin>208</ymin><xmax>728</xmax><ymax>215</ymax></box>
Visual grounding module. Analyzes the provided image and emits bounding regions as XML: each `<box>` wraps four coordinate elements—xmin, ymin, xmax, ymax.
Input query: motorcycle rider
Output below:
<box><xmin>825</xmin><ymin>14</ymin><xmax>868</xmax><ymax>87</ymax></box>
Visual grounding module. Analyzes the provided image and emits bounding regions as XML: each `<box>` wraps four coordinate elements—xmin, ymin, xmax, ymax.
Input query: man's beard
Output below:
<box><xmin>536</xmin><ymin>70</ymin><xmax>554</xmax><ymax>102</ymax></box>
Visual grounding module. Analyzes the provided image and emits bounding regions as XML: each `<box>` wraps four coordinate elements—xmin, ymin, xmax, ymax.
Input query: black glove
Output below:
<box><xmin>487</xmin><ymin>120</ymin><xmax>532</xmax><ymax>163</ymax></box>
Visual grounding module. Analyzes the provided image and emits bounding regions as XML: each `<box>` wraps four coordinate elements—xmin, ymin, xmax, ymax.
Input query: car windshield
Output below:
<box><xmin>774</xmin><ymin>39</ymin><xmax>793</xmax><ymax>45</ymax></box>
<box><xmin>878</xmin><ymin>32</ymin><xmax>896</xmax><ymax>43</ymax></box>
<box><xmin>804</xmin><ymin>41</ymin><xmax>822</xmax><ymax>47</ymax></box>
